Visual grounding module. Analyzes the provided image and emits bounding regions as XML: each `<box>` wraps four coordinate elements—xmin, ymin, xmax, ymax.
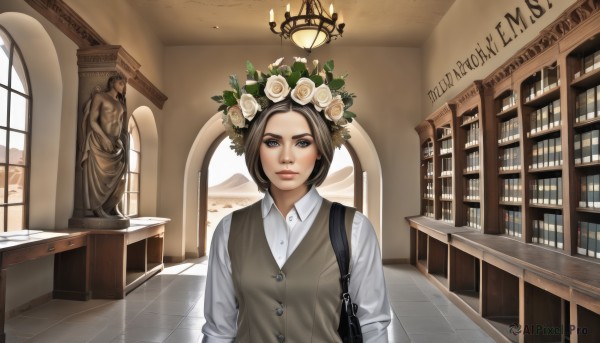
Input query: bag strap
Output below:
<box><xmin>329</xmin><ymin>202</ymin><xmax>351</xmax><ymax>293</ymax></box>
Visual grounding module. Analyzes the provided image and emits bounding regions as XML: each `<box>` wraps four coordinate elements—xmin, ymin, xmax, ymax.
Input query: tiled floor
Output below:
<box><xmin>4</xmin><ymin>260</ymin><xmax>495</xmax><ymax>342</ymax></box>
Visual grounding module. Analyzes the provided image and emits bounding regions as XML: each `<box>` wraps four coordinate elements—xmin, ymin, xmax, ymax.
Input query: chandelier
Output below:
<box><xmin>269</xmin><ymin>0</ymin><xmax>345</xmax><ymax>53</ymax></box>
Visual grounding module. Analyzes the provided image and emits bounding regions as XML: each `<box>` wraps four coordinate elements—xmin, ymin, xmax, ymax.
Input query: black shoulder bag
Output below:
<box><xmin>329</xmin><ymin>202</ymin><xmax>363</xmax><ymax>343</ymax></box>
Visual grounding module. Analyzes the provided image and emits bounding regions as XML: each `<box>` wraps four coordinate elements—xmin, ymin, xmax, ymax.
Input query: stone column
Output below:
<box><xmin>69</xmin><ymin>45</ymin><xmax>140</xmax><ymax>229</ymax></box>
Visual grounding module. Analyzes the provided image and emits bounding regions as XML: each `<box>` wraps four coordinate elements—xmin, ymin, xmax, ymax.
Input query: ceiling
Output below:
<box><xmin>124</xmin><ymin>0</ymin><xmax>456</xmax><ymax>47</ymax></box>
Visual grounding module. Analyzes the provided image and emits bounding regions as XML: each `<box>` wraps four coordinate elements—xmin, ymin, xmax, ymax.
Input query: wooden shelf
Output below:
<box><xmin>437</xmin><ymin>135</ymin><xmax>453</xmax><ymax>142</ymax></box>
<box><xmin>409</xmin><ymin>4</ymin><xmax>600</xmax><ymax>341</ymax></box>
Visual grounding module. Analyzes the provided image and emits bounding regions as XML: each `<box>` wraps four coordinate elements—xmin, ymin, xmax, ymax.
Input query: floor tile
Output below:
<box><xmin>3</xmin><ymin>260</ymin><xmax>493</xmax><ymax>342</ymax></box>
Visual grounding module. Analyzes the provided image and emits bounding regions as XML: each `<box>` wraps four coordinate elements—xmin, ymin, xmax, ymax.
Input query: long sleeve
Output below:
<box><xmin>201</xmin><ymin>214</ymin><xmax>237</xmax><ymax>343</ymax></box>
<box><xmin>349</xmin><ymin>212</ymin><xmax>391</xmax><ymax>343</ymax></box>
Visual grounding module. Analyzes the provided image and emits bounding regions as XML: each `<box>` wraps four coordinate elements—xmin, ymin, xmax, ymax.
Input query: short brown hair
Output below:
<box><xmin>244</xmin><ymin>100</ymin><xmax>334</xmax><ymax>192</ymax></box>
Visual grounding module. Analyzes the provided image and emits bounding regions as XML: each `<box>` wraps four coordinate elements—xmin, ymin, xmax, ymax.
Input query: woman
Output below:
<box><xmin>202</xmin><ymin>58</ymin><xmax>390</xmax><ymax>342</ymax></box>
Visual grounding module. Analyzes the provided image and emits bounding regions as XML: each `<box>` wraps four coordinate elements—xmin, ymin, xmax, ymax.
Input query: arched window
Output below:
<box><xmin>0</xmin><ymin>26</ymin><xmax>31</xmax><ymax>231</ymax></box>
<box><xmin>121</xmin><ymin>116</ymin><xmax>140</xmax><ymax>217</ymax></box>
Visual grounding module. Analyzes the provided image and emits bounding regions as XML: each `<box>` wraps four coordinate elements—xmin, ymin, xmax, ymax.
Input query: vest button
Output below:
<box><xmin>276</xmin><ymin>334</ymin><xmax>285</xmax><ymax>342</ymax></box>
<box><xmin>275</xmin><ymin>272</ymin><xmax>285</xmax><ymax>282</ymax></box>
<box><xmin>275</xmin><ymin>307</ymin><xmax>284</xmax><ymax>316</ymax></box>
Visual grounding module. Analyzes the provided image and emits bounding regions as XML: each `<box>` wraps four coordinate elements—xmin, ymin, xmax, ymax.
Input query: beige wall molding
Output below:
<box><xmin>484</xmin><ymin>0</ymin><xmax>600</xmax><ymax>89</ymax></box>
<box><xmin>454</xmin><ymin>81</ymin><xmax>482</xmax><ymax>108</ymax></box>
<box><xmin>25</xmin><ymin>0</ymin><xmax>168</xmax><ymax>109</ymax></box>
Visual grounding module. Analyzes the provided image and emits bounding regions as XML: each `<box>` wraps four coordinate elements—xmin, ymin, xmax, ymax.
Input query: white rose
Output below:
<box><xmin>311</xmin><ymin>84</ymin><xmax>333</xmax><ymax>111</ymax></box>
<box><xmin>239</xmin><ymin>94</ymin><xmax>261</xmax><ymax>121</ymax></box>
<box><xmin>228</xmin><ymin>105</ymin><xmax>246</xmax><ymax>128</ymax></box>
<box><xmin>294</xmin><ymin>57</ymin><xmax>307</xmax><ymax>63</ymax></box>
<box><xmin>265</xmin><ymin>75</ymin><xmax>290</xmax><ymax>103</ymax></box>
<box><xmin>291</xmin><ymin>78</ymin><xmax>316</xmax><ymax>105</ymax></box>
<box><xmin>312</xmin><ymin>59</ymin><xmax>319</xmax><ymax>68</ymax></box>
<box><xmin>324</xmin><ymin>95</ymin><xmax>345</xmax><ymax>123</ymax></box>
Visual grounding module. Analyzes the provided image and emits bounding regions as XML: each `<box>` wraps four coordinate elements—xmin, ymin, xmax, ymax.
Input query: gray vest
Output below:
<box><xmin>228</xmin><ymin>199</ymin><xmax>355</xmax><ymax>343</ymax></box>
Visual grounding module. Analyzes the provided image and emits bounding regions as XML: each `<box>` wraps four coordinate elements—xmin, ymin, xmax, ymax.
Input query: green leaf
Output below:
<box><xmin>287</xmin><ymin>71</ymin><xmax>301</xmax><ymax>88</ymax></box>
<box><xmin>229</xmin><ymin>75</ymin><xmax>240</xmax><ymax>94</ymax></box>
<box><xmin>344</xmin><ymin>111</ymin><xmax>356</xmax><ymax>123</ymax></box>
<box><xmin>309</xmin><ymin>75</ymin><xmax>324</xmax><ymax>87</ymax></box>
<box><xmin>211</xmin><ymin>95</ymin><xmax>224</xmax><ymax>103</ymax></box>
<box><xmin>344</xmin><ymin>111</ymin><xmax>356</xmax><ymax>118</ymax></box>
<box><xmin>218</xmin><ymin>104</ymin><xmax>227</xmax><ymax>112</ymax></box>
<box><xmin>326</xmin><ymin>71</ymin><xmax>334</xmax><ymax>83</ymax></box>
<box><xmin>323</xmin><ymin>60</ymin><xmax>334</xmax><ymax>72</ymax></box>
<box><xmin>328</xmin><ymin>78</ymin><xmax>345</xmax><ymax>90</ymax></box>
<box><xmin>245</xmin><ymin>83</ymin><xmax>259</xmax><ymax>96</ymax></box>
<box><xmin>291</xmin><ymin>61</ymin><xmax>307</xmax><ymax>74</ymax></box>
<box><xmin>246</xmin><ymin>61</ymin><xmax>256</xmax><ymax>80</ymax></box>
<box><xmin>223</xmin><ymin>91</ymin><xmax>237</xmax><ymax>106</ymax></box>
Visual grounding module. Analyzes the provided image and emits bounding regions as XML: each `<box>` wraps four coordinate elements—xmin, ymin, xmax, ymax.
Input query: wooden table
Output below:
<box><xmin>0</xmin><ymin>230</ymin><xmax>89</xmax><ymax>343</ymax></box>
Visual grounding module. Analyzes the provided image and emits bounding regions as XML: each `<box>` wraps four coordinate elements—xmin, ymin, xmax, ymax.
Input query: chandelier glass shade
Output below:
<box><xmin>269</xmin><ymin>0</ymin><xmax>345</xmax><ymax>53</ymax></box>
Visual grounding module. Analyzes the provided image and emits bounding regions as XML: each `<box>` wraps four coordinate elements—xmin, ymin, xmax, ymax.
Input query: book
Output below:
<box><xmin>581</xmin><ymin>176</ymin><xmax>588</xmax><ymax>208</ymax></box>
<box><xmin>543</xmin><ymin>213</ymin><xmax>549</xmax><ymax>245</ymax></box>
<box><xmin>582</xmin><ymin>131</ymin><xmax>592</xmax><ymax>164</ymax></box>
<box><xmin>588</xmin><ymin>175</ymin><xmax>595</xmax><ymax>209</ymax></box>
<box><xmin>557</xmin><ymin>177</ymin><xmax>563</xmax><ymax>206</ymax></box>
<box><xmin>578</xmin><ymin>222</ymin><xmax>588</xmax><ymax>255</ymax></box>
<box><xmin>584</xmin><ymin>53</ymin><xmax>594</xmax><ymax>73</ymax></box>
<box><xmin>587</xmin><ymin>87</ymin><xmax>596</xmax><ymax>120</ymax></box>
<box><xmin>552</xmin><ymin>99</ymin><xmax>561</xmax><ymax>126</ymax></box>
<box><xmin>592</xmin><ymin>174</ymin><xmax>600</xmax><ymax>208</ymax></box>
<box><xmin>575</xmin><ymin>133</ymin><xmax>582</xmax><ymax>164</ymax></box>
<box><xmin>588</xmin><ymin>223</ymin><xmax>597</xmax><ymax>257</ymax></box>
<box><xmin>556</xmin><ymin>215</ymin><xmax>564</xmax><ymax>249</ymax></box>
<box><xmin>533</xmin><ymin>220</ymin><xmax>539</xmax><ymax>243</ymax></box>
<box><xmin>592</xmin><ymin>130</ymin><xmax>599</xmax><ymax>162</ymax></box>
<box><xmin>555</xmin><ymin>138</ymin><xmax>562</xmax><ymax>165</ymax></box>
<box><xmin>548</xmin><ymin>213</ymin><xmax>556</xmax><ymax>247</ymax></box>
<box><xmin>541</xmin><ymin>105</ymin><xmax>549</xmax><ymax>130</ymax></box>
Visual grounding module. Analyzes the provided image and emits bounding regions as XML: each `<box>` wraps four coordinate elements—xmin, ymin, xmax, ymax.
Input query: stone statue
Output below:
<box><xmin>80</xmin><ymin>74</ymin><xmax>129</xmax><ymax>218</ymax></box>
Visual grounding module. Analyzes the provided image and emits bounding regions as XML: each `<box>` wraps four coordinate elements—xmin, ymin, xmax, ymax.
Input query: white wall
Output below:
<box><xmin>422</xmin><ymin>0</ymin><xmax>576</xmax><ymax>115</ymax></box>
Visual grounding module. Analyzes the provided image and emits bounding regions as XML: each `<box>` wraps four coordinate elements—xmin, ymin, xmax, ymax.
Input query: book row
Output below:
<box><xmin>466</xmin><ymin>206</ymin><xmax>481</xmax><ymax>230</ymax></box>
<box><xmin>440</xmin><ymin>157</ymin><xmax>452</xmax><ymax>176</ymax></box>
<box><xmin>424</xmin><ymin>161</ymin><xmax>433</xmax><ymax>178</ymax></box>
<box><xmin>461</xmin><ymin>110</ymin><xmax>479</xmax><ymax>125</ymax></box>
<box><xmin>424</xmin><ymin>181</ymin><xmax>433</xmax><ymax>199</ymax></box>
<box><xmin>465</xmin><ymin>178</ymin><xmax>480</xmax><ymax>200</ymax></box>
<box><xmin>465</xmin><ymin>151</ymin><xmax>480</xmax><ymax>172</ymax></box>
<box><xmin>500</xmin><ymin>92</ymin><xmax>517</xmax><ymax>112</ymax></box>
<box><xmin>530</xmin><ymin>177</ymin><xmax>563</xmax><ymax>206</ymax></box>
<box><xmin>441</xmin><ymin>201</ymin><xmax>452</xmax><ymax>223</ymax></box>
<box><xmin>528</xmin><ymin>99</ymin><xmax>561</xmax><ymax>135</ymax></box>
<box><xmin>523</xmin><ymin>65</ymin><xmax>559</xmax><ymax>103</ymax></box>
<box><xmin>498</xmin><ymin>117</ymin><xmax>520</xmax><ymax>143</ymax></box>
<box><xmin>422</xmin><ymin>140</ymin><xmax>434</xmax><ymax>159</ymax></box>
<box><xmin>438</xmin><ymin>126</ymin><xmax>452</xmax><ymax>139</ymax></box>
<box><xmin>502</xmin><ymin>208</ymin><xmax>522</xmax><ymax>238</ymax></box>
<box><xmin>574</xmin><ymin>129</ymin><xmax>600</xmax><ymax>164</ymax></box>
<box><xmin>501</xmin><ymin>177</ymin><xmax>523</xmax><ymax>203</ymax></box>
<box><xmin>574</xmin><ymin>85</ymin><xmax>600</xmax><ymax>123</ymax></box>
<box><xmin>577</xmin><ymin>220</ymin><xmax>600</xmax><ymax>259</ymax></box>
<box><xmin>532</xmin><ymin>213</ymin><xmax>564</xmax><ymax>249</ymax></box>
<box><xmin>499</xmin><ymin>146</ymin><xmax>521</xmax><ymax>171</ymax></box>
<box><xmin>465</xmin><ymin>121</ymin><xmax>480</xmax><ymax>148</ymax></box>
<box><xmin>531</xmin><ymin>137</ymin><xmax>563</xmax><ymax>169</ymax></box>
<box><xmin>574</xmin><ymin>48</ymin><xmax>600</xmax><ymax>78</ymax></box>
<box><xmin>440</xmin><ymin>138</ymin><xmax>453</xmax><ymax>155</ymax></box>
<box><xmin>423</xmin><ymin>201</ymin><xmax>434</xmax><ymax>218</ymax></box>
<box><xmin>441</xmin><ymin>178</ymin><xmax>453</xmax><ymax>200</ymax></box>
<box><xmin>579</xmin><ymin>174</ymin><xmax>600</xmax><ymax>209</ymax></box>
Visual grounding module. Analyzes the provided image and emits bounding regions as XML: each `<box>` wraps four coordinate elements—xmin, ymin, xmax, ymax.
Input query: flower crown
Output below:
<box><xmin>212</xmin><ymin>57</ymin><xmax>356</xmax><ymax>155</ymax></box>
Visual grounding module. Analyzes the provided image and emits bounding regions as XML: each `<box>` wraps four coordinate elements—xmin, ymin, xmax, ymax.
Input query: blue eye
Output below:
<box><xmin>297</xmin><ymin>140</ymin><xmax>311</xmax><ymax>148</ymax></box>
<box><xmin>263</xmin><ymin>139</ymin><xmax>279</xmax><ymax>147</ymax></box>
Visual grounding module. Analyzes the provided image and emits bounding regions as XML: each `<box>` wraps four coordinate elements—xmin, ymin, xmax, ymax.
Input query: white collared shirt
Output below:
<box><xmin>202</xmin><ymin>187</ymin><xmax>391</xmax><ymax>342</ymax></box>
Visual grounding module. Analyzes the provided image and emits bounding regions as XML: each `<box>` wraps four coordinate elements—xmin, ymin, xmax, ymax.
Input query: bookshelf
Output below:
<box><xmin>408</xmin><ymin>2</ymin><xmax>600</xmax><ymax>342</ymax></box>
<box><xmin>455</xmin><ymin>82</ymin><xmax>485</xmax><ymax>230</ymax></box>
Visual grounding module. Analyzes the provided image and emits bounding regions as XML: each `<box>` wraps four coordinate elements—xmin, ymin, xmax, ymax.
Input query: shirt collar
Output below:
<box><xmin>261</xmin><ymin>186</ymin><xmax>322</xmax><ymax>221</ymax></box>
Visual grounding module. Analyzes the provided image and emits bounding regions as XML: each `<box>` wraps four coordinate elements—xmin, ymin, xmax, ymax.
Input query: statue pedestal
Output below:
<box><xmin>68</xmin><ymin>216</ymin><xmax>130</xmax><ymax>230</ymax></box>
